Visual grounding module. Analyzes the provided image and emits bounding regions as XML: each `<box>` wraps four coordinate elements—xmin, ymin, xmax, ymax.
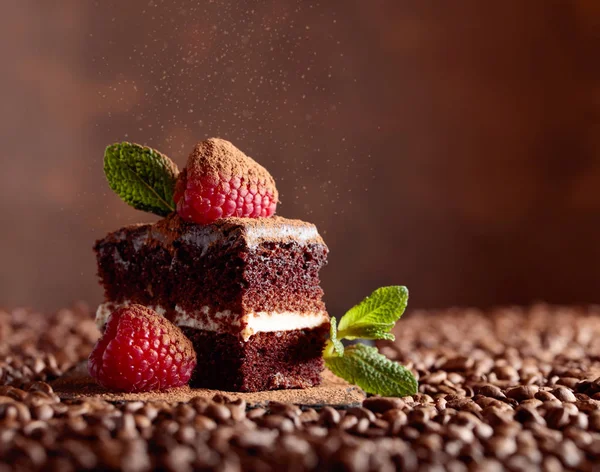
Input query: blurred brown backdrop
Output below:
<box><xmin>1</xmin><ymin>1</ymin><xmax>599</xmax><ymax>317</ymax></box>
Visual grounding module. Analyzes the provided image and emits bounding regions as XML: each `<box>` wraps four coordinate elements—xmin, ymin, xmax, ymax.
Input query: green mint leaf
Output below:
<box><xmin>337</xmin><ymin>286</ymin><xmax>408</xmax><ymax>341</ymax></box>
<box><xmin>327</xmin><ymin>317</ymin><xmax>344</xmax><ymax>357</ymax></box>
<box><xmin>325</xmin><ymin>343</ymin><xmax>417</xmax><ymax>397</ymax></box>
<box><xmin>343</xmin><ymin>326</ymin><xmax>396</xmax><ymax>342</ymax></box>
<box><xmin>104</xmin><ymin>142</ymin><xmax>179</xmax><ymax>216</ymax></box>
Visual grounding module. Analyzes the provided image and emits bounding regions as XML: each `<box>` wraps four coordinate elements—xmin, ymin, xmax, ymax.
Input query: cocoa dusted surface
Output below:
<box><xmin>182</xmin><ymin>325</ymin><xmax>329</xmax><ymax>392</ymax></box>
<box><xmin>5</xmin><ymin>304</ymin><xmax>600</xmax><ymax>470</ymax></box>
<box><xmin>51</xmin><ymin>361</ymin><xmax>364</xmax><ymax>408</ymax></box>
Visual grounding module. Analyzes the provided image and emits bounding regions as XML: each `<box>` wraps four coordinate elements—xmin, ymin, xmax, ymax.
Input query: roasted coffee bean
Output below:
<box><xmin>269</xmin><ymin>401</ymin><xmax>301</xmax><ymax>418</ymax></box>
<box><xmin>407</xmin><ymin>408</ymin><xmax>432</xmax><ymax>425</ymax></box>
<box><xmin>227</xmin><ymin>399</ymin><xmax>246</xmax><ymax>422</ymax></box>
<box><xmin>319</xmin><ymin>406</ymin><xmax>341</xmax><ymax>426</ymax></box>
<box><xmin>552</xmin><ymin>386</ymin><xmax>577</xmax><ymax>403</ymax></box>
<box><xmin>175</xmin><ymin>425</ymin><xmax>196</xmax><ymax>444</ymax></box>
<box><xmin>545</xmin><ymin>407</ymin><xmax>571</xmax><ymax>429</ymax></box>
<box><xmin>305</xmin><ymin>425</ymin><xmax>328</xmax><ymax>438</ymax></box>
<box><xmin>506</xmin><ymin>386</ymin><xmax>538</xmax><ymax>401</ymax></box>
<box><xmin>204</xmin><ymin>403</ymin><xmax>232</xmax><ymax>423</ymax></box>
<box><xmin>123</xmin><ymin>401</ymin><xmax>145</xmax><ymax>413</ymax></box>
<box><xmin>32</xmin><ymin>403</ymin><xmax>53</xmax><ymax>421</ymax></box>
<box><xmin>416</xmin><ymin>432</ymin><xmax>443</xmax><ymax>451</ymax></box>
<box><xmin>62</xmin><ymin>439</ymin><xmax>98</xmax><ymax>470</ymax></box>
<box><xmin>211</xmin><ymin>394</ymin><xmax>232</xmax><ymax>404</ymax></box>
<box><xmin>445</xmin><ymin>424</ymin><xmax>474</xmax><ymax>443</ymax></box>
<box><xmin>493</xmin><ymin>422</ymin><xmax>522</xmax><ymax>438</ymax></box>
<box><xmin>386</xmin><ymin>414</ymin><xmax>408</xmax><ymax>435</ymax></box>
<box><xmin>136</xmin><ymin>404</ymin><xmax>158</xmax><ymax>422</ymax></box>
<box><xmin>339</xmin><ymin>414</ymin><xmax>359</xmax><ymax>430</ymax></box>
<box><xmin>22</xmin><ymin>420</ymin><xmax>48</xmax><ymax>437</ymax></box>
<box><xmin>115</xmin><ymin>413</ymin><xmax>138</xmax><ymax>440</ymax></box>
<box><xmin>0</xmin><ymin>387</ymin><xmax>27</xmax><ymax>402</ymax></box>
<box><xmin>193</xmin><ymin>415</ymin><xmax>217</xmax><ymax>431</ymax></box>
<box><xmin>557</xmin><ymin>377</ymin><xmax>580</xmax><ymax>389</ymax></box>
<box><xmin>435</xmin><ymin>396</ymin><xmax>447</xmax><ymax>410</ymax></box>
<box><xmin>330</xmin><ymin>444</ymin><xmax>370</xmax><ymax>472</ymax></box>
<box><xmin>475</xmin><ymin>384</ymin><xmax>506</xmax><ymax>399</ymax></box>
<box><xmin>362</xmin><ymin>396</ymin><xmax>405</xmax><ymax>413</ymax></box>
<box><xmin>0</xmin><ymin>395</ymin><xmax>15</xmax><ymax>405</ymax></box>
<box><xmin>13</xmin><ymin>402</ymin><xmax>31</xmax><ymax>422</ymax></box>
<box><xmin>348</xmin><ymin>417</ymin><xmax>370</xmax><ymax>435</ymax></box>
<box><xmin>233</xmin><ymin>429</ymin><xmax>277</xmax><ymax>449</ymax></box>
<box><xmin>588</xmin><ymin>410</ymin><xmax>600</xmax><ymax>431</ymax></box>
<box><xmin>174</xmin><ymin>404</ymin><xmax>196</xmax><ymax>422</ymax></box>
<box><xmin>260</xmin><ymin>415</ymin><xmax>295</xmax><ymax>432</ymax></box>
<box><xmin>413</xmin><ymin>393</ymin><xmax>434</xmax><ymax>404</ymax></box>
<box><xmin>555</xmin><ymin>439</ymin><xmax>584</xmax><ymax>468</ymax></box>
<box><xmin>574</xmin><ymin>399</ymin><xmax>600</xmax><ymax>413</ymax></box>
<box><xmin>67</xmin><ymin>402</ymin><xmax>90</xmax><ymax>417</ymax></box>
<box><xmin>563</xmin><ymin>426</ymin><xmax>593</xmax><ymax>447</ymax></box>
<box><xmin>482</xmin><ymin>407</ymin><xmax>514</xmax><ymax>427</ymax></box>
<box><xmin>299</xmin><ymin>408</ymin><xmax>319</xmax><ymax>424</ymax></box>
<box><xmin>474</xmin><ymin>396</ymin><xmax>505</xmax><ymax>409</ymax></box>
<box><xmin>486</xmin><ymin>436</ymin><xmax>517</xmax><ymax>459</ymax></box>
<box><xmin>473</xmin><ymin>422</ymin><xmax>494</xmax><ymax>440</ymax></box>
<box><xmin>535</xmin><ymin>390</ymin><xmax>557</xmax><ymax>402</ymax></box>
<box><xmin>399</xmin><ymin>425</ymin><xmax>420</xmax><ymax>441</ymax></box>
<box><xmin>519</xmin><ymin>398</ymin><xmax>543</xmax><ymax>409</ymax></box>
<box><xmin>514</xmin><ymin>406</ymin><xmax>545</xmax><ymax>426</ymax></box>
<box><xmin>246</xmin><ymin>407</ymin><xmax>266</xmax><ymax>420</ymax></box>
<box><xmin>441</xmin><ymin>356</ymin><xmax>474</xmax><ymax>371</ymax></box>
<box><xmin>26</xmin><ymin>381</ymin><xmax>54</xmax><ymax>395</ymax></box>
<box><xmin>134</xmin><ymin>413</ymin><xmax>152</xmax><ymax>430</ymax></box>
<box><xmin>494</xmin><ymin>365</ymin><xmax>520</xmax><ymax>382</ymax></box>
<box><xmin>346</xmin><ymin>407</ymin><xmax>376</xmax><ymax>423</ymax></box>
<box><xmin>420</xmin><ymin>371</ymin><xmax>447</xmax><ymax>385</ymax></box>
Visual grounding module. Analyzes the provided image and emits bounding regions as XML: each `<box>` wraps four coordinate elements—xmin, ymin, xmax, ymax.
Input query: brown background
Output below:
<box><xmin>1</xmin><ymin>1</ymin><xmax>599</xmax><ymax>317</ymax></box>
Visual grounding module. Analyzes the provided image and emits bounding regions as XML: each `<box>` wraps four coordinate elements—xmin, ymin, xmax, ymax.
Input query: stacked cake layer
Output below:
<box><xmin>94</xmin><ymin>213</ymin><xmax>330</xmax><ymax>391</ymax></box>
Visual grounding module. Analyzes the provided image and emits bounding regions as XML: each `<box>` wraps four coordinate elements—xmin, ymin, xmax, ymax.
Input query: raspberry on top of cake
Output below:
<box><xmin>174</xmin><ymin>138</ymin><xmax>278</xmax><ymax>223</ymax></box>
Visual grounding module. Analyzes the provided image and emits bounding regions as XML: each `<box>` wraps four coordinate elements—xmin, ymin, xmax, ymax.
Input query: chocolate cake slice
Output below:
<box><xmin>94</xmin><ymin>213</ymin><xmax>330</xmax><ymax>392</ymax></box>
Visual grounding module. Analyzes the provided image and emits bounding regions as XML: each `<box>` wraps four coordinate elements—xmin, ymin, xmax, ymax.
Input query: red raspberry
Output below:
<box><xmin>88</xmin><ymin>305</ymin><xmax>196</xmax><ymax>392</ymax></box>
<box><xmin>174</xmin><ymin>138</ymin><xmax>278</xmax><ymax>224</ymax></box>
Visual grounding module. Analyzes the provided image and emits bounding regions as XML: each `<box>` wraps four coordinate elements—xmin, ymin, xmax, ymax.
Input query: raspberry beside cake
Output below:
<box><xmin>94</xmin><ymin>139</ymin><xmax>330</xmax><ymax>392</ymax></box>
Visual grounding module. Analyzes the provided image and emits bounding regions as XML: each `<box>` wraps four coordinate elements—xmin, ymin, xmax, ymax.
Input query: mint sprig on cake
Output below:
<box><xmin>93</xmin><ymin>139</ymin><xmax>418</xmax><ymax>397</ymax></box>
<box><xmin>104</xmin><ymin>142</ymin><xmax>179</xmax><ymax>216</ymax></box>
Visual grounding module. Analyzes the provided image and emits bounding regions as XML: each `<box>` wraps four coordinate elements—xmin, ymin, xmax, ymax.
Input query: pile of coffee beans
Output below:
<box><xmin>2</xmin><ymin>304</ymin><xmax>600</xmax><ymax>471</ymax></box>
<box><xmin>0</xmin><ymin>304</ymin><xmax>99</xmax><ymax>387</ymax></box>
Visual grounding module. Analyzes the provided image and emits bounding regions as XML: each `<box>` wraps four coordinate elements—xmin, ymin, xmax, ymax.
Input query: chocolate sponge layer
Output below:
<box><xmin>94</xmin><ymin>214</ymin><xmax>328</xmax><ymax>328</ymax></box>
<box><xmin>181</xmin><ymin>325</ymin><xmax>329</xmax><ymax>392</ymax></box>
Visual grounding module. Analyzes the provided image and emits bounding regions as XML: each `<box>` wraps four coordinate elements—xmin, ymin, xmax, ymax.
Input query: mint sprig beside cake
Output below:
<box><xmin>92</xmin><ymin>138</ymin><xmax>417</xmax><ymax>396</ymax></box>
<box><xmin>324</xmin><ymin>286</ymin><xmax>418</xmax><ymax>397</ymax></box>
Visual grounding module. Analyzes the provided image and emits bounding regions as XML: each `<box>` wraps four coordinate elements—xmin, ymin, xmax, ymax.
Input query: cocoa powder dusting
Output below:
<box><xmin>52</xmin><ymin>362</ymin><xmax>364</xmax><ymax>407</ymax></box>
<box><xmin>186</xmin><ymin>138</ymin><xmax>279</xmax><ymax>201</ymax></box>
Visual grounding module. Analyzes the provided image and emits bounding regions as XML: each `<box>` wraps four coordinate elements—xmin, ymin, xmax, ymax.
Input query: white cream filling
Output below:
<box><xmin>95</xmin><ymin>302</ymin><xmax>328</xmax><ymax>342</ymax></box>
<box><xmin>174</xmin><ymin>305</ymin><xmax>328</xmax><ymax>341</ymax></box>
